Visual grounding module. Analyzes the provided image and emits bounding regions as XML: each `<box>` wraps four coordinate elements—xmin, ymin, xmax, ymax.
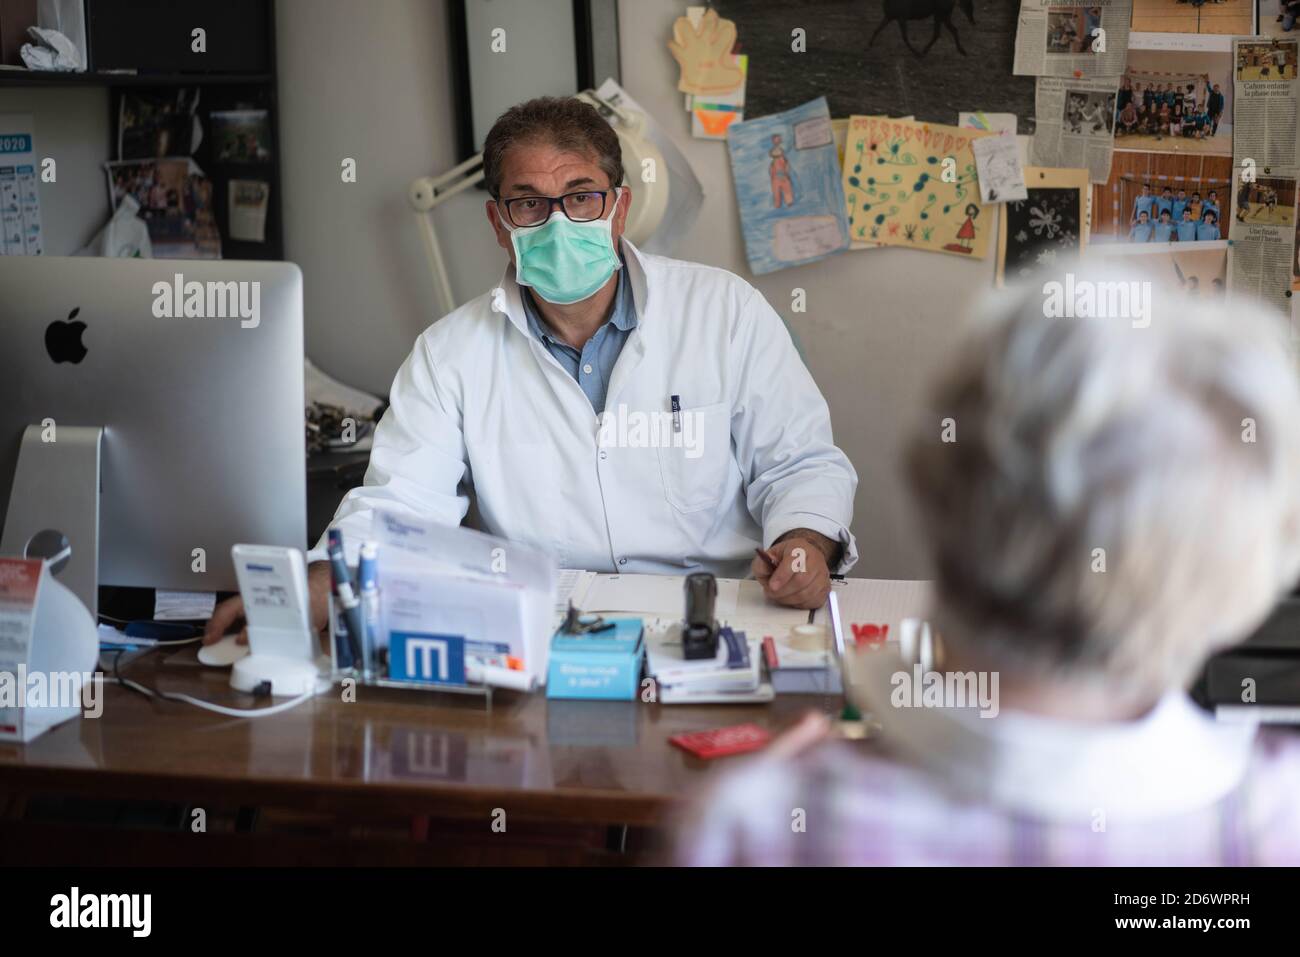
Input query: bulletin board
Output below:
<box><xmin>711</xmin><ymin>0</ymin><xmax>1038</xmax><ymax>133</ymax></box>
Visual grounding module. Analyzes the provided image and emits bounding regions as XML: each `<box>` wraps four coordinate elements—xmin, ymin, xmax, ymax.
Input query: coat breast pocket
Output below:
<box><xmin>656</xmin><ymin>401</ymin><xmax>732</xmax><ymax>513</ymax></box>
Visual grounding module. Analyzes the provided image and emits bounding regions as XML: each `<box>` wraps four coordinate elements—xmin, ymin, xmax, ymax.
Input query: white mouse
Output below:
<box><xmin>197</xmin><ymin>634</ymin><xmax>250</xmax><ymax>668</ymax></box>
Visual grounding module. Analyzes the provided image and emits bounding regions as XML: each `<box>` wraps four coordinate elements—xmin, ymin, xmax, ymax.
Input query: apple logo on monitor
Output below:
<box><xmin>45</xmin><ymin>307</ymin><xmax>87</xmax><ymax>364</ymax></box>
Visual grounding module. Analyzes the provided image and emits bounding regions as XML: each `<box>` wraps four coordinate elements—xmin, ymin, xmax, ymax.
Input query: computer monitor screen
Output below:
<box><xmin>0</xmin><ymin>257</ymin><xmax>307</xmax><ymax>605</ymax></box>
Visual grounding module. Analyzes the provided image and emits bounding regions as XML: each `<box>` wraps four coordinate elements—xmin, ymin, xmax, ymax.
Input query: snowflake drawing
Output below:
<box><xmin>1029</xmin><ymin>204</ymin><xmax>1063</xmax><ymax>238</ymax></box>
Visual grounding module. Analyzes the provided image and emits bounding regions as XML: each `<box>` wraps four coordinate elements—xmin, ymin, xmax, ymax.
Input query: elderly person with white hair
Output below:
<box><xmin>676</xmin><ymin>264</ymin><xmax>1300</xmax><ymax>866</ymax></box>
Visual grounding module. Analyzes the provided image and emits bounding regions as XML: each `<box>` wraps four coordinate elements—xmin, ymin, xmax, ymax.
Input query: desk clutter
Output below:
<box><xmin>319</xmin><ymin>508</ymin><xmax>933</xmax><ymax>713</ymax></box>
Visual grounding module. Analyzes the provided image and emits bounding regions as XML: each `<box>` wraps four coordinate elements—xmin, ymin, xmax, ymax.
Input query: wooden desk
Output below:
<box><xmin>0</xmin><ymin>646</ymin><xmax>837</xmax><ymax>863</ymax></box>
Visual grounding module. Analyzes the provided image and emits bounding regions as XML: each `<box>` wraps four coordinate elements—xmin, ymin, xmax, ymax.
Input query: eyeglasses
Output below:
<box><xmin>498</xmin><ymin>189</ymin><xmax>614</xmax><ymax>229</ymax></box>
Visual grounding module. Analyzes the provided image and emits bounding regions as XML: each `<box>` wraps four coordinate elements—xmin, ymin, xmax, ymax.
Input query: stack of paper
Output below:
<box><xmin>645</xmin><ymin>623</ymin><xmax>773</xmax><ymax>704</ymax></box>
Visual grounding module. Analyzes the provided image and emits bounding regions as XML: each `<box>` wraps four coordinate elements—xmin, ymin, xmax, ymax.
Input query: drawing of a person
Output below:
<box><xmin>955</xmin><ymin>203</ymin><xmax>979</xmax><ymax>252</ymax></box>
<box><xmin>769</xmin><ymin>134</ymin><xmax>794</xmax><ymax>208</ymax></box>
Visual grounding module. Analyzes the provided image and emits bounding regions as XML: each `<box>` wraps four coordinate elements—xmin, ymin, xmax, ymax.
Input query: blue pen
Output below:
<box><xmin>327</xmin><ymin>531</ymin><xmax>364</xmax><ymax>670</ymax></box>
<box><xmin>327</xmin><ymin>529</ymin><xmax>354</xmax><ymax>669</ymax></box>
<box><xmin>358</xmin><ymin>541</ymin><xmax>380</xmax><ymax>681</ymax></box>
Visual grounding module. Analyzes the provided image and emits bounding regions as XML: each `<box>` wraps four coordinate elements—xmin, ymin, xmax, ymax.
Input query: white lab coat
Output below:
<box><xmin>313</xmin><ymin>241</ymin><xmax>858</xmax><ymax>578</ymax></box>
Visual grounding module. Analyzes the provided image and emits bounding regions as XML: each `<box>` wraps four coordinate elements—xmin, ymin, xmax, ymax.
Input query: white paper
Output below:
<box><xmin>579</xmin><ymin>573</ymin><xmax>738</xmax><ymax>619</ymax></box>
<box><xmin>973</xmin><ymin>132</ymin><xmax>1029</xmax><ymax>203</ymax></box>
<box><xmin>813</xmin><ymin>578</ymin><xmax>934</xmax><ymax>647</ymax></box>
<box><xmin>153</xmin><ymin>589</ymin><xmax>216</xmax><ymax>621</ymax></box>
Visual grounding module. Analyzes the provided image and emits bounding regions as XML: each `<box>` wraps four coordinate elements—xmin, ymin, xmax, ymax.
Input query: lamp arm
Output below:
<box><xmin>409</xmin><ymin>156</ymin><xmax>485</xmax><ymax>316</ymax></box>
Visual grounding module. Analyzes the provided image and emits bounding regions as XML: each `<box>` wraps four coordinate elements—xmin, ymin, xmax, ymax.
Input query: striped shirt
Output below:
<box><xmin>676</xmin><ymin>650</ymin><xmax>1300</xmax><ymax>866</ymax></box>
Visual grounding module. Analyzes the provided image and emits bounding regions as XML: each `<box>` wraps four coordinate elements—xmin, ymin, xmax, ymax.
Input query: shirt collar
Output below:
<box><xmin>847</xmin><ymin>646</ymin><xmax>1257</xmax><ymax>822</ymax></box>
<box><xmin>519</xmin><ymin>255</ymin><xmax>638</xmax><ymax>347</ymax></box>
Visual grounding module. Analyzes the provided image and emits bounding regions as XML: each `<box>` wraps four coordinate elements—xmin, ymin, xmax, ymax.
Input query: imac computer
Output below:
<box><xmin>0</xmin><ymin>256</ymin><xmax>307</xmax><ymax>618</ymax></box>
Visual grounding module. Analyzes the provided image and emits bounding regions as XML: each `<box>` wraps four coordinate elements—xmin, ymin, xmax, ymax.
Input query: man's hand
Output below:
<box><xmin>203</xmin><ymin>561</ymin><xmax>333</xmax><ymax>645</ymax></box>
<box><xmin>752</xmin><ymin>529</ymin><xmax>838</xmax><ymax>610</ymax></box>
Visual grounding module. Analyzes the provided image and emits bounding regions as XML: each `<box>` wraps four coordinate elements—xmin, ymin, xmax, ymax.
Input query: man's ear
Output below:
<box><xmin>486</xmin><ymin>199</ymin><xmax>512</xmax><ymax>252</ymax></box>
<box><xmin>610</xmin><ymin>185</ymin><xmax>632</xmax><ymax>244</ymax></box>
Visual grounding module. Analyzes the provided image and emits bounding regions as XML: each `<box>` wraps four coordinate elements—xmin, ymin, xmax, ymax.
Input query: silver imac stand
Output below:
<box><xmin>1</xmin><ymin>424</ymin><xmax>103</xmax><ymax>619</ymax></box>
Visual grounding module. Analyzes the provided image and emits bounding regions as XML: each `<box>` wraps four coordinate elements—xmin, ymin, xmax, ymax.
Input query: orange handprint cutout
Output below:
<box><xmin>669</xmin><ymin>9</ymin><xmax>744</xmax><ymax>96</ymax></box>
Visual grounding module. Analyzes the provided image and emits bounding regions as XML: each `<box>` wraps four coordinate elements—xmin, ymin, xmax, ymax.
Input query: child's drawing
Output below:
<box><xmin>726</xmin><ymin>97</ymin><xmax>849</xmax><ymax>275</ymax></box>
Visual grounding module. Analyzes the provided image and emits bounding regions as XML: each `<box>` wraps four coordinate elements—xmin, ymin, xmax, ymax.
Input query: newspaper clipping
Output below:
<box><xmin>1014</xmin><ymin>0</ymin><xmax>1132</xmax><ymax>78</ymax></box>
<box><xmin>1232</xmin><ymin>37</ymin><xmax>1299</xmax><ymax>170</ymax></box>
<box><xmin>1031</xmin><ymin>76</ymin><xmax>1119</xmax><ymax>183</ymax></box>
<box><xmin>1227</xmin><ymin>167</ymin><xmax>1298</xmax><ymax>318</ymax></box>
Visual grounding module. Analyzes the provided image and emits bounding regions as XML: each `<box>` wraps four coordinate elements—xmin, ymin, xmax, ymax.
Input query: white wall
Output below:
<box><xmin>276</xmin><ymin>0</ymin><xmax>483</xmax><ymax>396</ymax></box>
<box><xmin>280</xmin><ymin>0</ymin><xmax>997</xmax><ymax>578</ymax></box>
<box><xmin>0</xmin><ymin>86</ymin><xmax>110</xmax><ymax>255</ymax></box>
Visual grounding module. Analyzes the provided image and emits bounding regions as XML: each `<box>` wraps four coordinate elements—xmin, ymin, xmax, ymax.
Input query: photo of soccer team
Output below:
<box><xmin>1092</xmin><ymin>152</ymin><xmax>1235</xmax><ymax>244</ymax></box>
<box><xmin>1128</xmin><ymin>182</ymin><xmax>1227</xmax><ymax>241</ymax></box>
<box><xmin>1113</xmin><ymin>48</ymin><xmax>1233</xmax><ymax>156</ymax></box>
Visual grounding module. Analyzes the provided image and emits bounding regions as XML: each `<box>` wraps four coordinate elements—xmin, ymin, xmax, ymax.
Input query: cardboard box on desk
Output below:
<box><xmin>546</xmin><ymin>618</ymin><xmax>644</xmax><ymax>701</ymax></box>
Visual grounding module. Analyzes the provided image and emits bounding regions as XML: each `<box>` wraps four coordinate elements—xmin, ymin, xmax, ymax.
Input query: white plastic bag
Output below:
<box><xmin>76</xmin><ymin>195</ymin><xmax>152</xmax><ymax>258</ymax></box>
<box><xmin>36</xmin><ymin>0</ymin><xmax>86</xmax><ymax>71</ymax></box>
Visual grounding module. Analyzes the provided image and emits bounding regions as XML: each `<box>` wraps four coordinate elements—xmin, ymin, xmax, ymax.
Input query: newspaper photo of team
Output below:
<box><xmin>1129</xmin><ymin>183</ymin><xmax>1225</xmax><ymax>241</ymax></box>
<box><xmin>1115</xmin><ymin>79</ymin><xmax>1224</xmax><ymax>142</ymax></box>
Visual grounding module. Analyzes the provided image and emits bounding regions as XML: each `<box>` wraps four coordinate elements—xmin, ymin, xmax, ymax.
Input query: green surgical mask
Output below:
<box><xmin>508</xmin><ymin>198</ymin><xmax>621</xmax><ymax>305</ymax></box>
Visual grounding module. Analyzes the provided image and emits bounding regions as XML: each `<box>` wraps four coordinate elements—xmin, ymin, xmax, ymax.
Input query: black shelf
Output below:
<box><xmin>7</xmin><ymin>0</ymin><xmax>285</xmax><ymax>264</ymax></box>
<box><xmin>0</xmin><ymin>69</ymin><xmax>274</xmax><ymax>87</ymax></box>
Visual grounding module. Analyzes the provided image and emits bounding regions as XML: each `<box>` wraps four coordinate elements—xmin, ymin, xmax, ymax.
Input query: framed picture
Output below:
<box><xmin>996</xmin><ymin>166</ymin><xmax>1090</xmax><ymax>285</ymax></box>
<box><xmin>448</xmin><ymin>0</ymin><xmax>621</xmax><ymax>161</ymax></box>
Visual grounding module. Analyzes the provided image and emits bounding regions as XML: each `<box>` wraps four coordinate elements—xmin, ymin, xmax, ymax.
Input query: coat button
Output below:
<box><xmin>618</xmin><ymin>558</ymin><xmax>627</xmax><ymax>565</ymax></box>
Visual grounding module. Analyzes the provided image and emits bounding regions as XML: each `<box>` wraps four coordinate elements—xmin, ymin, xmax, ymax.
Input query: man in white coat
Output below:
<box><xmin>206</xmin><ymin>97</ymin><xmax>857</xmax><ymax>644</ymax></box>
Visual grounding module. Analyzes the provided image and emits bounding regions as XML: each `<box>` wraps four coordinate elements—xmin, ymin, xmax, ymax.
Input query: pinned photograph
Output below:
<box><xmin>1257</xmin><ymin>0</ymin><xmax>1300</xmax><ymax>38</ymax></box>
<box><xmin>104</xmin><ymin>158</ymin><xmax>221</xmax><ymax>259</ymax></box>
<box><xmin>1114</xmin><ymin>46</ymin><xmax>1233</xmax><ymax>156</ymax></box>
<box><xmin>1236</xmin><ymin>38</ymin><xmax>1298</xmax><ymax>80</ymax></box>
<box><xmin>1131</xmin><ymin>0</ymin><xmax>1256</xmax><ymax>34</ymax></box>
<box><xmin>1046</xmin><ymin>6</ymin><xmax>1103</xmax><ymax>54</ymax></box>
<box><xmin>1088</xmin><ymin>240</ymin><xmax>1229</xmax><ymax>298</ymax></box>
<box><xmin>1234</xmin><ymin>176</ymin><xmax>1297</xmax><ymax>226</ymax></box>
<box><xmin>211</xmin><ymin>109</ymin><xmax>273</xmax><ymax>163</ymax></box>
<box><xmin>1091</xmin><ymin>150</ymin><xmax>1233</xmax><ymax>243</ymax></box>
<box><xmin>1063</xmin><ymin>89</ymin><xmax>1116</xmax><ymax>135</ymax></box>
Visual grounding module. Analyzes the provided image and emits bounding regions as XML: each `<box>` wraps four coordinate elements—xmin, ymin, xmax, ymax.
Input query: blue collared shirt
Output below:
<box><xmin>521</xmin><ymin>264</ymin><xmax>637</xmax><ymax>415</ymax></box>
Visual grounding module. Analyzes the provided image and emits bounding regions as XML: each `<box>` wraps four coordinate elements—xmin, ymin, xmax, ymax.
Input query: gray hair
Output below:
<box><xmin>481</xmin><ymin>97</ymin><xmax>624</xmax><ymax>199</ymax></box>
<box><xmin>907</xmin><ymin>262</ymin><xmax>1300</xmax><ymax>700</ymax></box>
